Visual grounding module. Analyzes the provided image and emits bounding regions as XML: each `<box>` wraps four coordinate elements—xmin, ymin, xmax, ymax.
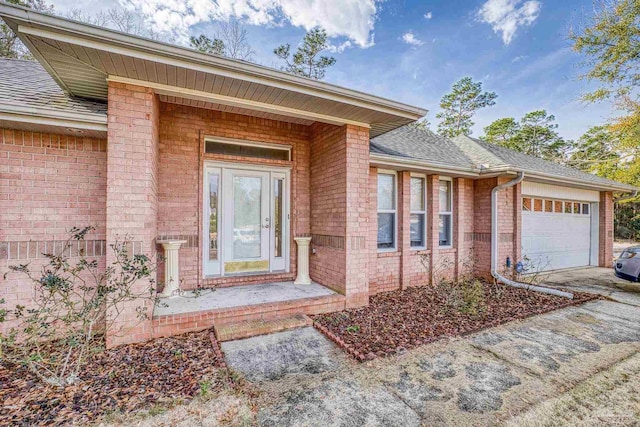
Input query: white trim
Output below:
<box><xmin>204</xmin><ymin>136</ymin><xmax>292</xmax><ymax>161</ymax></box>
<box><xmin>0</xmin><ymin>110</ymin><xmax>107</xmax><ymax>132</ymax></box>
<box><xmin>108</xmin><ymin>76</ymin><xmax>370</xmax><ymax>128</ymax></box>
<box><xmin>438</xmin><ymin>177</ymin><xmax>453</xmax><ymax>248</ymax></box>
<box><xmin>370</xmin><ymin>153</ymin><xmax>480</xmax><ymax>178</ymax></box>
<box><xmin>377</xmin><ymin>171</ymin><xmax>398</xmax><ymax>252</ymax></box>
<box><xmin>9</xmin><ymin>18</ymin><xmax>425</xmax><ymax>119</ymax></box>
<box><xmin>409</xmin><ymin>174</ymin><xmax>427</xmax><ymax>250</ymax></box>
<box><xmin>202</xmin><ymin>161</ymin><xmax>291</xmax><ymax>277</ymax></box>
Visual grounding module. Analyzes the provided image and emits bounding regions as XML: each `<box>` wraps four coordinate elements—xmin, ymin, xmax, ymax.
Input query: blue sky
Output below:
<box><xmin>49</xmin><ymin>0</ymin><xmax>613</xmax><ymax>140</ymax></box>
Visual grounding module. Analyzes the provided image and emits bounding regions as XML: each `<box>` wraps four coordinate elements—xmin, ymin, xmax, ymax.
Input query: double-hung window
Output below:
<box><xmin>377</xmin><ymin>172</ymin><xmax>396</xmax><ymax>250</ymax></box>
<box><xmin>439</xmin><ymin>178</ymin><xmax>453</xmax><ymax>247</ymax></box>
<box><xmin>410</xmin><ymin>176</ymin><xmax>426</xmax><ymax>248</ymax></box>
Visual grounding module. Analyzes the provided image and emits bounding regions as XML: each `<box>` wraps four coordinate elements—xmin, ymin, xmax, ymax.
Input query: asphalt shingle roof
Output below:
<box><xmin>370</xmin><ymin>126</ymin><xmax>476</xmax><ymax>169</ymax></box>
<box><xmin>454</xmin><ymin>135</ymin><xmax>632</xmax><ymax>189</ymax></box>
<box><xmin>0</xmin><ymin>58</ymin><xmax>106</xmax><ymax>116</ymax></box>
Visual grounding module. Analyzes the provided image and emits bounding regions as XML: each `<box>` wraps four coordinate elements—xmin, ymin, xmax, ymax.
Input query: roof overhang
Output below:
<box><xmin>0</xmin><ymin>3</ymin><xmax>427</xmax><ymax>136</ymax></box>
<box><xmin>370</xmin><ymin>153</ymin><xmax>637</xmax><ymax>193</ymax></box>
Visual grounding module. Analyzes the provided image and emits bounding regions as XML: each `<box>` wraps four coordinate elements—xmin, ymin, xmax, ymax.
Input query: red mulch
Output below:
<box><xmin>0</xmin><ymin>329</ymin><xmax>227</xmax><ymax>426</ymax></box>
<box><xmin>312</xmin><ymin>282</ymin><xmax>600</xmax><ymax>360</ymax></box>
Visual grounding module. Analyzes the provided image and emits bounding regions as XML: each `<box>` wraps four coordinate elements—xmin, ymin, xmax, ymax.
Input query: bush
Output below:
<box><xmin>0</xmin><ymin>226</ymin><xmax>157</xmax><ymax>388</ymax></box>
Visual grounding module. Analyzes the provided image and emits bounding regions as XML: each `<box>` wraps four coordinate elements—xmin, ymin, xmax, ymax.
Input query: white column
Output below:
<box><xmin>157</xmin><ymin>240</ymin><xmax>187</xmax><ymax>298</ymax></box>
<box><xmin>294</xmin><ymin>237</ymin><xmax>312</xmax><ymax>285</ymax></box>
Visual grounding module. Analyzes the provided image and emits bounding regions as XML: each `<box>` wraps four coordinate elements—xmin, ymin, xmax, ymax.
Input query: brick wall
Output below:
<box><xmin>368</xmin><ymin>171</ymin><xmax>476</xmax><ymax>295</ymax></box>
<box><xmin>157</xmin><ymin>103</ymin><xmax>311</xmax><ymax>290</ymax></box>
<box><xmin>308</xmin><ymin>122</ymin><xmax>372</xmax><ymax>307</ymax></box>
<box><xmin>0</xmin><ymin>129</ymin><xmax>107</xmax><ymax>333</ymax></box>
<box><xmin>599</xmin><ymin>191</ymin><xmax>614</xmax><ymax>267</ymax></box>
<box><xmin>105</xmin><ymin>82</ymin><xmax>159</xmax><ymax>347</ymax></box>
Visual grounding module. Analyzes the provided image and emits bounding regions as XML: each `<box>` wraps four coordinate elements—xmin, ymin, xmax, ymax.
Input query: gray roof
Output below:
<box><xmin>452</xmin><ymin>135</ymin><xmax>634</xmax><ymax>190</ymax></box>
<box><xmin>370</xmin><ymin>126</ymin><xmax>476</xmax><ymax>169</ymax></box>
<box><xmin>0</xmin><ymin>58</ymin><xmax>106</xmax><ymax>116</ymax></box>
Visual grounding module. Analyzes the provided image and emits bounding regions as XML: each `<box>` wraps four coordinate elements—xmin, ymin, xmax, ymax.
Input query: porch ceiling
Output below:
<box><xmin>0</xmin><ymin>4</ymin><xmax>427</xmax><ymax>137</ymax></box>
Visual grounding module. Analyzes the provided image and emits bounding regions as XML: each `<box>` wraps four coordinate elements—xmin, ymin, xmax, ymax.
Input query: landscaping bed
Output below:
<box><xmin>312</xmin><ymin>282</ymin><xmax>600</xmax><ymax>360</ymax></box>
<box><xmin>0</xmin><ymin>329</ymin><xmax>227</xmax><ymax>426</ymax></box>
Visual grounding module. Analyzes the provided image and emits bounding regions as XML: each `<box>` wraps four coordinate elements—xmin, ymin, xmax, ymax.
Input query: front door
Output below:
<box><xmin>203</xmin><ymin>164</ymin><xmax>289</xmax><ymax>276</ymax></box>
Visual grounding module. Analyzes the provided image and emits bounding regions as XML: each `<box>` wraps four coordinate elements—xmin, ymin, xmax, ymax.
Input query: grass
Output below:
<box><xmin>504</xmin><ymin>352</ymin><xmax>640</xmax><ymax>427</ymax></box>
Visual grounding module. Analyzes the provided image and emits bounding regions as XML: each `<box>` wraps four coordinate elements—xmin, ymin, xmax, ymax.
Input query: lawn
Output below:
<box><xmin>312</xmin><ymin>281</ymin><xmax>599</xmax><ymax>360</ymax></box>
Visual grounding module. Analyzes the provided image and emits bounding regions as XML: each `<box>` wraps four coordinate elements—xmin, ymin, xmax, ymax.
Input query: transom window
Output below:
<box><xmin>439</xmin><ymin>178</ymin><xmax>453</xmax><ymax>247</ymax></box>
<box><xmin>205</xmin><ymin>138</ymin><xmax>291</xmax><ymax>161</ymax></box>
<box><xmin>377</xmin><ymin>172</ymin><xmax>397</xmax><ymax>250</ymax></box>
<box><xmin>521</xmin><ymin>197</ymin><xmax>590</xmax><ymax>215</ymax></box>
<box><xmin>410</xmin><ymin>176</ymin><xmax>426</xmax><ymax>248</ymax></box>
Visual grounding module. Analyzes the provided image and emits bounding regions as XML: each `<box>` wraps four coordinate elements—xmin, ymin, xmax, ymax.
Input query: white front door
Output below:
<box><xmin>203</xmin><ymin>164</ymin><xmax>289</xmax><ymax>276</ymax></box>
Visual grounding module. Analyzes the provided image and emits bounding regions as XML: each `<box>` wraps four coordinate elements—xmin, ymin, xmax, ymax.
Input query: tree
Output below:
<box><xmin>1</xmin><ymin>0</ymin><xmax>53</xmax><ymax>59</ymax></box>
<box><xmin>190</xmin><ymin>20</ymin><xmax>255</xmax><ymax>60</ymax></box>
<box><xmin>217</xmin><ymin>20</ymin><xmax>255</xmax><ymax>60</ymax></box>
<box><xmin>570</xmin><ymin>0</ymin><xmax>640</xmax><ymax>103</ymax></box>
<box><xmin>408</xmin><ymin>117</ymin><xmax>432</xmax><ymax>131</ymax></box>
<box><xmin>190</xmin><ymin>34</ymin><xmax>225</xmax><ymax>55</ymax></box>
<box><xmin>566</xmin><ymin>125</ymin><xmax>622</xmax><ymax>177</ymax></box>
<box><xmin>67</xmin><ymin>7</ymin><xmax>167</xmax><ymax>41</ymax></box>
<box><xmin>436</xmin><ymin>77</ymin><xmax>497</xmax><ymax>138</ymax></box>
<box><xmin>483</xmin><ymin>117</ymin><xmax>520</xmax><ymax>149</ymax></box>
<box><xmin>482</xmin><ymin>110</ymin><xmax>568</xmax><ymax>162</ymax></box>
<box><xmin>274</xmin><ymin>28</ymin><xmax>336</xmax><ymax>80</ymax></box>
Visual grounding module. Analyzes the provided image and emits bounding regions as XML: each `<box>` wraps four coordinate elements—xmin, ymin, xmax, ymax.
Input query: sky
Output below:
<box><xmin>46</xmin><ymin>0</ymin><xmax>615</xmax><ymax>141</ymax></box>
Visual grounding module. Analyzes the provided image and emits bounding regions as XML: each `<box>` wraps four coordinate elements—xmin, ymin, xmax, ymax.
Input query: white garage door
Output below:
<box><xmin>522</xmin><ymin>198</ymin><xmax>593</xmax><ymax>272</ymax></box>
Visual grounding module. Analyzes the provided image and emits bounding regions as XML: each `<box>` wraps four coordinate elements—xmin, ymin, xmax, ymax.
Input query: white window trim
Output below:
<box><xmin>377</xmin><ymin>170</ymin><xmax>397</xmax><ymax>252</ymax></box>
<box><xmin>439</xmin><ymin>176</ymin><xmax>453</xmax><ymax>249</ymax></box>
<box><xmin>204</xmin><ymin>136</ymin><xmax>292</xmax><ymax>161</ymax></box>
<box><xmin>410</xmin><ymin>173</ymin><xmax>427</xmax><ymax>250</ymax></box>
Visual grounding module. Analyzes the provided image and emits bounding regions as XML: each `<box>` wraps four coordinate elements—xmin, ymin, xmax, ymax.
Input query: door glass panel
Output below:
<box><xmin>233</xmin><ymin>176</ymin><xmax>262</xmax><ymax>259</ymax></box>
<box><xmin>209</xmin><ymin>174</ymin><xmax>219</xmax><ymax>260</ymax></box>
<box><xmin>274</xmin><ymin>178</ymin><xmax>283</xmax><ymax>258</ymax></box>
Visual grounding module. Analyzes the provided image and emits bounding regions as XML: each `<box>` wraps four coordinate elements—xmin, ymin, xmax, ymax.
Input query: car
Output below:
<box><xmin>614</xmin><ymin>245</ymin><xmax>640</xmax><ymax>282</ymax></box>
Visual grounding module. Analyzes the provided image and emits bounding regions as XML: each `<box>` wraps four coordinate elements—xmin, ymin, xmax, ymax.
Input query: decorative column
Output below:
<box><xmin>294</xmin><ymin>237</ymin><xmax>312</xmax><ymax>285</ymax></box>
<box><xmin>158</xmin><ymin>240</ymin><xmax>187</xmax><ymax>297</ymax></box>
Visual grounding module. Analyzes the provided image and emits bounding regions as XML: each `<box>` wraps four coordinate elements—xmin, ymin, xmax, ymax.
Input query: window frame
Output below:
<box><xmin>438</xmin><ymin>177</ymin><xmax>454</xmax><ymax>248</ymax></box>
<box><xmin>410</xmin><ymin>173</ymin><xmax>427</xmax><ymax>250</ymax></box>
<box><xmin>377</xmin><ymin>170</ymin><xmax>398</xmax><ymax>252</ymax></box>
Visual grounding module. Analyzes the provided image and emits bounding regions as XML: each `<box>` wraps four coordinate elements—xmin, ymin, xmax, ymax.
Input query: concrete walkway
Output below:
<box><xmin>224</xmin><ymin>298</ymin><xmax>640</xmax><ymax>426</ymax></box>
<box><xmin>542</xmin><ymin>267</ymin><xmax>640</xmax><ymax>307</ymax></box>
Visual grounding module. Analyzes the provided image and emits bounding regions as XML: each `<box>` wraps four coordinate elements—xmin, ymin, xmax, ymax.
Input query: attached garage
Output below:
<box><xmin>521</xmin><ymin>182</ymin><xmax>599</xmax><ymax>272</ymax></box>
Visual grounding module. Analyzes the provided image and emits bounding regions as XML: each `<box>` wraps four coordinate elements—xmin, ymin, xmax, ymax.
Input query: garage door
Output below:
<box><xmin>522</xmin><ymin>198</ymin><xmax>593</xmax><ymax>272</ymax></box>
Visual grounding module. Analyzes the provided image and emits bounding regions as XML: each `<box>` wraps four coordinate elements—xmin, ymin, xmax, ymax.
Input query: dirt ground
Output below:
<box><xmin>109</xmin><ymin>298</ymin><xmax>640</xmax><ymax>427</ymax></box>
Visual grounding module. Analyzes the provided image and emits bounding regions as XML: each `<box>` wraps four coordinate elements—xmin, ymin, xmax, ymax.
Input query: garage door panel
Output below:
<box><xmin>522</xmin><ymin>211</ymin><xmax>591</xmax><ymax>272</ymax></box>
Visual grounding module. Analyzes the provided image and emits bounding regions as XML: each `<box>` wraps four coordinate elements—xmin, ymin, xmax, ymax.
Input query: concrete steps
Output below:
<box><xmin>214</xmin><ymin>313</ymin><xmax>312</xmax><ymax>342</ymax></box>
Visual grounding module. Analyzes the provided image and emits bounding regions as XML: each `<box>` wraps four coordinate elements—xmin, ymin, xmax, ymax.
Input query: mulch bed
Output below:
<box><xmin>0</xmin><ymin>329</ymin><xmax>227</xmax><ymax>426</ymax></box>
<box><xmin>312</xmin><ymin>282</ymin><xmax>600</xmax><ymax>361</ymax></box>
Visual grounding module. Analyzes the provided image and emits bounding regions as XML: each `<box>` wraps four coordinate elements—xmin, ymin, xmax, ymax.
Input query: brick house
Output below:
<box><xmin>0</xmin><ymin>5</ymin><xmax>636</xmax><ymax>347</ymax></box>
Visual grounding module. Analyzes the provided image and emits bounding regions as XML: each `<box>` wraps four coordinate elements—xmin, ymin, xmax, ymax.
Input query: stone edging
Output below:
<box><xmin>208</xmin><ymin>332</ymin><xmax>227</xmax><ymax>368</ymax></box>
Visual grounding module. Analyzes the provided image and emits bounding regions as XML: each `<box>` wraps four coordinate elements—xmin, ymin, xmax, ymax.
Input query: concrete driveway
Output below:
<box><xmin>221</xmin><ymin>297</ymin><xmax>640</xmax><ymax>427</ymax></box>
<box><xmin>542</xmin><ymin>267</ymin><xmax>640</xmax><ymax>306</ymax></box>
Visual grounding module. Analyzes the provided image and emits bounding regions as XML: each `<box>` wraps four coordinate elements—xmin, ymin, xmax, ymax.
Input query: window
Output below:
<box><xmin>410</xmin><ymin>176</ymin><xmax>426</xmax><ymax>248</ymax></box>
<box><xmin>564</xmin><ymin>201</ymin><xmax>572</xmax><ymax>214</ymax></box>
<box><xmin>439</xmin><ymin>179</ymin><xmax>453</xmax><ymax>247</ymax></box>
<box><xmin>205</xmin><ymin>139</ymin><xmax>291</xmax><ymax>161</ymax></box>
<box><xmin>582</xmin><ymin>203</ymin><xmax>590</xmax><ymax>215</ymax></box>
<box><xmin>544</xmin><ymin>200</ymin><xmax>553</xmax><ymax>212</ymax></box>
<box><xmin>377</xmin><ymin>173</ymin><xmax>396</xmax><ymax>250</ymax></box>
<box><xmin>554</xmin><ymin>200</ymin><xmax>563</xmax><ymax>213</ymax></box>
<box><xmin>534</xmin><ymin>199</ymin><xmax>543</xmax><ymax>212</ymax></box>
<box><xmin>522</xmin><ymin>198</ymin><xmax>532</xmax><ymax>211</ymax></box>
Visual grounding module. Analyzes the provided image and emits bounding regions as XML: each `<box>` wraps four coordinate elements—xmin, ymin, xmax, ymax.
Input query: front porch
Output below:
<box><xmin>151</xmin><ymin>281</ymin><xmax>345</xmax><ymax>339</ymax></box>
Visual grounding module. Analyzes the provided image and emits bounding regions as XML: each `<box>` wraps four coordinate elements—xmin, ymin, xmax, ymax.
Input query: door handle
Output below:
<box><xmin>263</xmin><ymin>218</ymin><xmax>270</xmax><ymax>229</ymax></box>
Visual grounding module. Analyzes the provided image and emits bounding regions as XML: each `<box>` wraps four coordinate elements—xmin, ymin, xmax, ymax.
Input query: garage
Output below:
<box><xmin>521</xmin><ymin>182</ymin><xmax>599</xmax><ymax>272</ymax></box>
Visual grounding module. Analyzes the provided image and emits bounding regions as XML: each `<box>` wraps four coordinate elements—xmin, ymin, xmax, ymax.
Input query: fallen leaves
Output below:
<box><xmin>0</xmin><ymin>329</ymin><xmax>226</xmax><ymax>426</ymax></box>
<box><xmin>312</xmin><ymin>282</ymin><xmax>599</xmax><ymax>360</ymax></box>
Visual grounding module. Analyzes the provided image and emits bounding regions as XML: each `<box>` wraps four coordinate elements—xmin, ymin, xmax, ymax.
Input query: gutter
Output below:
<box><xmin>491</xmin><ymin>172</ymin><xmax>574</xmax><ymax>299</ymax></box>
<box><xmin>614</xmin><ymin>190</ymin><xmax>639</xmax><ymax>203</ymax></box>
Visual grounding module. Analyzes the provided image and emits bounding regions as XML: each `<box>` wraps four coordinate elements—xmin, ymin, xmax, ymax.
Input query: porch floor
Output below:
<box><xmin>153</xmin><ymin>281</ymin><xmax>337</xmax><ymax>317</ymax></box>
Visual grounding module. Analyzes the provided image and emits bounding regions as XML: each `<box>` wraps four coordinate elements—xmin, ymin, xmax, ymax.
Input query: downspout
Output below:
<box><xmin>491</xmin><ymin>172</ymin><xmax>574</xmax><ymax>299</ymax></box>
<box><xmin>615</xmin><ymin>190</ymin><xmax>638</xmax><ymax>203</ymax></box>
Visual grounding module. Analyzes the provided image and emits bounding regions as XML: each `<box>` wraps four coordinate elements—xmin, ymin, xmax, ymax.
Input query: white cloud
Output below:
<box><xmin>424</xmin><ymin>11</ymin><xmax>432</xmax><ymax>19</ymax></box>
<box><xmin>512</xmin><ymin>55</ymin><xmax>528</xmax><ymax>62</ymax></box>
<box><xmin>119</xmin><ymin>0</ymin><xmax>379</xmax><ymax>48</ymax></box>
<box><xmin>402</xmin><ymin>31</ymin><xmax>424</xmax><ymax>46</ymax></box>
<box><xmin>327</xmin><ymin>41</ymin><xmax>353</xmax><ymax>53</ymax></box>
<box><xmin>477</xmin><ymin>0</ymin><xmax>541</xmax><ymax>45</ymax></box>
